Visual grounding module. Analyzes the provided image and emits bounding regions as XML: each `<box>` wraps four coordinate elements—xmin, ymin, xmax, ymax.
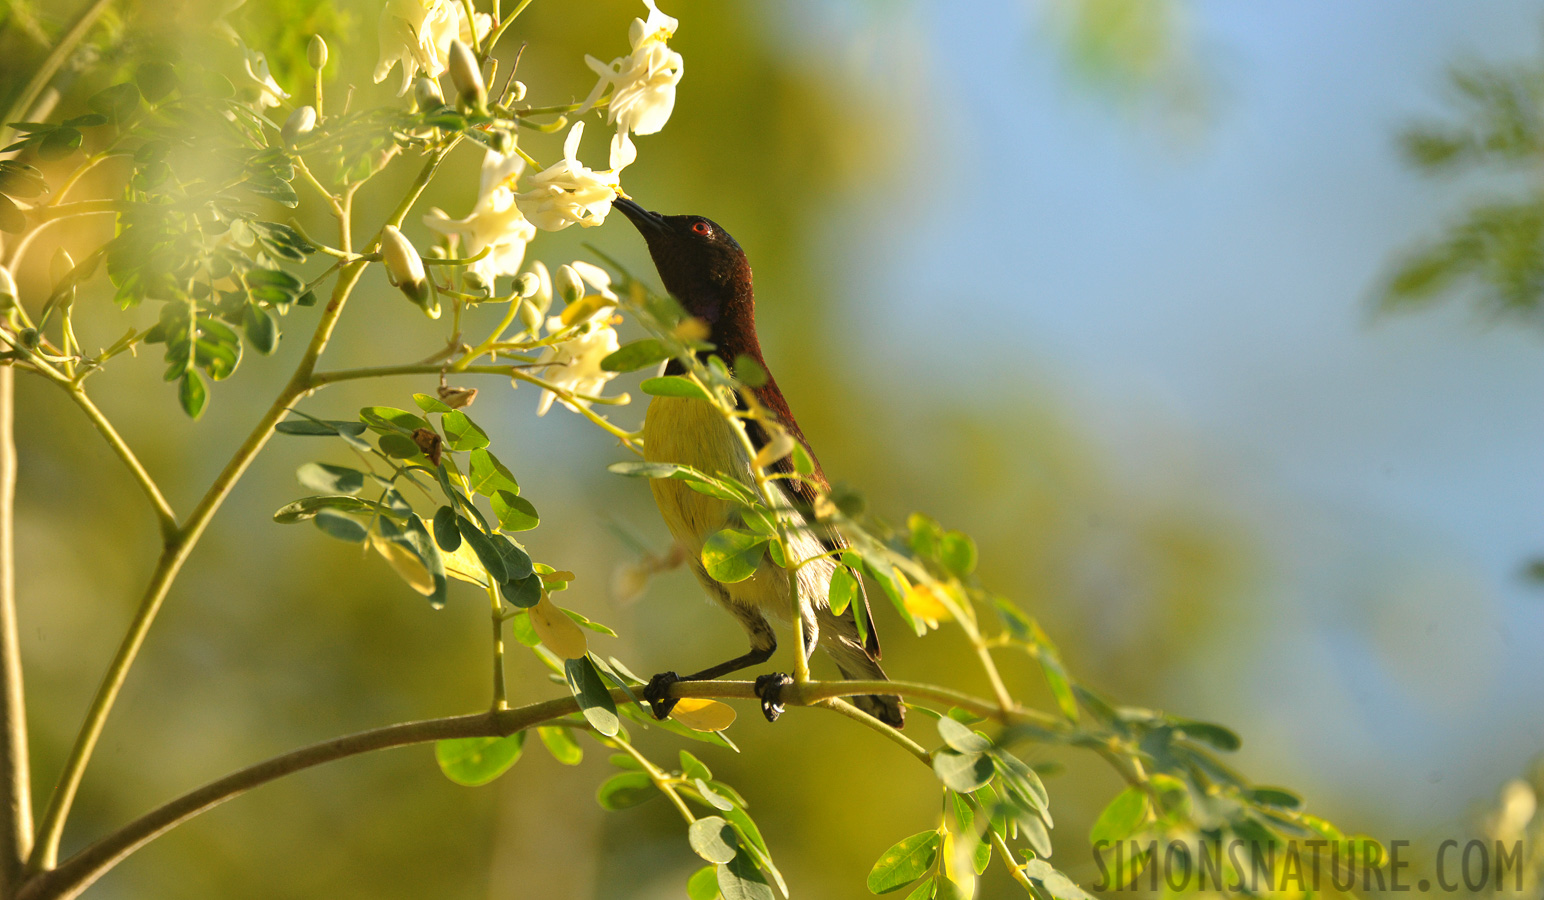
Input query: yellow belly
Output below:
<box><xmin>642</xmin><ymin>396</ymin><xmax>815</xmax><ymax>624</ymax></box>
<box><xmin>643</xmin><ymin>396</ymin><xmax>748</xmax><ymax>558</ymax></box>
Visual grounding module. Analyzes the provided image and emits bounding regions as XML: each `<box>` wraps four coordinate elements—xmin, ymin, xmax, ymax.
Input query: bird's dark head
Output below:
<box><xmin>612</xmin><ymin>197</ymin><xmax>751</xmax><ymax>324</ymax></box>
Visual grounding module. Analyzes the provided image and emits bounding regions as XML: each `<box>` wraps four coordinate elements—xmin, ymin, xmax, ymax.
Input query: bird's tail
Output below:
<box><xmin>832</xmin><ymin>652</ymin><xmax>906</xmax><ymax>729</ymax></box>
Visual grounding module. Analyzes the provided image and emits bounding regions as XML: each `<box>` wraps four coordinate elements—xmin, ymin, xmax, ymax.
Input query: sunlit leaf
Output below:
<box><xmin>702</xmin><ymin>529</ymin><xmax>768</xmax><ymax>583</ymax></box>
<box><xmin>536</xmin><ymin>726</ymin><xmax>583</xmax><ymax>765</ymax></box>
<box><xmin>435</xmin><ymin>733</ymin><xmax>525</xmax><ymax>786</ymax></box>
<box><xmin>867</xmin><ymin>831</ymin><xmax>941</xmax><ymax>894</ymax></box>
<box><xmin>530</xmin><ymin>595</ymin><xmax>588</xmax><ymax>659</ymax></box>
<box><xmin>565</xmin><ymin>656</ymin><xmax>619</xmax><ymax>736</ymax></box>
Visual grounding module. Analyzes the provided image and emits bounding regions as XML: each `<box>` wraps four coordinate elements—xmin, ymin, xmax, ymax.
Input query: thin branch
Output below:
<box><xmin>62</xmin><ymin>387</ymin><xmax>177</xmax><ymax>540</ymax></box>
<box><xmin>23</xmin><ymin>676</ymin><xmax>1001</xmax><ymax>900</ymax></box>
<box><xmin>26</xmin><ymin>259</ymin><xmax>372</xmax><ymax>873</ymax></box>
<box><xmin>0</xmin><ymin>366</ymin><xmax>30</xmax><ymax>896</ymax></box>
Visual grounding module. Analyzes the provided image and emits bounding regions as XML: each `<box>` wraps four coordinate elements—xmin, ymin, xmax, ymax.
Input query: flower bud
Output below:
<box><xmin>380</xmin><ymin>225</ymin><xmax>430</xmax><ymax>309</ymax></box>
<box><xmin>508</xmin><ymin>81</ymin><xmax>527</xmax><ymax>102</ymax></box>
<box><xmin>490</xmin><ymin>129</ymin><xmax>514</xmax><ymax>155</ymax></box>
<box><xmin>50</xmin><ymin>248</ymin><xmax>76</xmax><ymax>308</ymax></box>
<box><xmin>514</xmin><ymin>271</ymin><xmax>540</xmax><ymax>298</ymax></box>
<box><xmin>414</xmin><ymin>76</ymin><xmax>444</xmax><ymax>110</ymax></box>
<box><xmin>517</xmin><ymin>297</ymin><xmax>542</xmax><ymax>333</ymax></box>
<box><xmin>17</xmin><ymin>329</ymin><xmax>38</xmax><ymax>349</ymax></box>
<box><xmin>308</xmin><ymin>34</ymin><xmax>328</xmax><ymax>69</ymax></box>
<box><xmin>282</xmin><ymin>105</ymin><xmax>316</xmax><ymax>145</ymax></box>
<box><xmin>447</xmin><ymin>40</ymin><xmax>486</xmax><ymax>111</ymax></box>
<box><xmin>462</xmin><ymin>269</ymin><xmax>489</xmax><ymax>294</ymax></box>
<box><xmin>529</xmin><ymin>261</ymin><xmax>553</xmax><ymax>316</ymax></box>
<box><xmin>555</xmin><ymin>264</ymin><xmax>584</xmax><ymax>305</ymax></box>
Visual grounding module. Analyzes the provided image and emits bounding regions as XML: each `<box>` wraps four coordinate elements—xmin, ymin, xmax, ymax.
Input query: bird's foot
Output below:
<box><xmin>753</xmin><ymin>672</ymin><xmax>794</xmax><ymax>723</ymax></box>
<box><xmin>643</xmin><ymin>671</ymin><xmax>680</xmax><ymax>720</ymax></box>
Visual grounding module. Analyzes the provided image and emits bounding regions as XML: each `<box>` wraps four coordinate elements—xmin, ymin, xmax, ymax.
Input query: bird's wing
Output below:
<box><xmin>746</xmin><ymin>380</ymin><xmax>883</xmax><ymax>661</ymax></box>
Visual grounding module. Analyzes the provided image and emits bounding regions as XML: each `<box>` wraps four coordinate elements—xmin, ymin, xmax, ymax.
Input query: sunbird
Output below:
<box><xmin>613</xmin><ymin>197</ymin><xmax>905</xmax><ymax>728</ymax></box>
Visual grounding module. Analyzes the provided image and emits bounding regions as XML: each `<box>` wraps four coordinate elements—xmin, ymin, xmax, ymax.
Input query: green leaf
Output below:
<box><xmin>296</xmin><ymin>462</ymin><xmax>364</xmax><ymax>494</ymax></box>
<box><xmin>0</xmin><ymin>162</ymin><xmax>46</xmax><ymax>198</ymax></box>
<box><xmin>313</xmin><ymin>509</ymin><xmax>368</xmax><ymax>542</ymax></box>
<box><xmin>596</xmin><ymin>771</ymin><xmax>656</xmax><ymax>810</ymax></box>
<box><xmin>508</xmin><ymin>610</ymin><xmax>540</xmax><ymax>646</ymax></box>
<box><xmin>456</xmin><ymin>516</ymin><xmax>507</xmax><ymax>582</ymax></box>
<box><xmin>640</xmin><ymin>375</ymin><xmax>712</xmax><ymax>401</ymax></box>
<box><xmin>88</xmin><ymin>82</ymin><xmax>141</xmax><ymax>123</ymax></box>
<box><xmin>827</xmin><ymin>566</ymin><xmax>858</xmax><ymax>615</ymax></box>
<box><xmin>490</xmin><ymin>533</ymin><xmax>533</xmax><ymax>581</ymax></box>
<box><xmin>178</xmin><ymin>371</ymin><xmax>207</xmax><ymax>419</ymax></box>
<box><xmin>1024</xmin><ymin>860</ymin><xmax>1095</xmax><ymax>900</ymax></box>
<box><xmin>564</xmin><ymin>656</ymin><xmax>619</xmax><ymax>736</ymax></box>
<box><xmin>275</xmin><ymin>418</ymin><xmax>367</xmax><ymax>437</ymax></box>
<box><xmin>468</xmin><ymin>448</ymin><xmax>518</xmax><ymax>495</ymax></box>
<box><xmin>1020</xmin><ymin>808</ymin><xmax>1053</xmax><ymax>858</ymax></box>
<box><xmin>136</xmin><ymin>60</ymin><xmax>178</xmax><ymax>100</ymax></box>
<box><xmin>933</xmin><ymin>750</ymin><xmax>993</xmax><ymax>792</ymax></box>
<box><xmin>688</xmin><ymin>866</ymin><xmax>721</xmax><ymax>900</ymax></box>
<box><xmin>1170</xmin><ymin>718</ymin><xmax>1241</xmax><ymax>752</ymax></box>
<box><xmin>360</xmin><ymin>406</ymin><xmax>429</xmax><ymax>435</ymax></box>
<box><xmin>432</xmin><ymin>506</ymin><xmax>461</xmax><ymax>551</ymax></box>
<box><xmin>413</xmin><ymin>392</ymin><xmax>455</xmax><ymax>414</ymax></box>
<box><xmin>731</xmin><ymin>354</ymin><xmax>767</xmax><ymax>387</ymax></box>
<box><xmin>536</xmin><ymin>726</ymin><xmax>583</xmax><ymax>765</ymax></box>
<box><xmin>680</xmin><ymin>750</ymin><xmax>712</xmax><ymax>782</ymax></box>
<box><xmin>502</xmin><ymin>572</ymin><xmax>542</xmax><ymax>608</ymax></box>
<box><xmin>694</xmin><ymin>778</ymin><xmax>734</xmax><ymax>811</ymax></box>
<box><xmin>1090</xmin><ymin>786</ymin><xmax>1150</xmax><ymax>846</ymax></box>
<box><xmin>690</xmin><ymin>816</ymin><xmax>740</xmax><ymax>864</ymax></box>
<box><xmin>701</xmin><ymin>529</ymin><xmax>768</xmax><ymax>584</ymax></box>
<box><xmin>717</xmin><ymin>850</ymin><xmax>775</xmax><ymax>900</ymax></box>
<box><xmin>902</xmin><ymin>880</ymin><xmax>937</xmax><ymax>900</ymax></box>
<box><xmin>442</xmin><ymin>410</ymin><xmax>489</xmax><ymax>451</ymax></box>
<box><xmin>938</xmin><ymin>531</ymin><xmax>977</xmax><ymax>578</ymax></box>
<box><xmin>273</xmin><ymin>494</ymin><xmax>374</xmax><ymax>523</ymax></box>
<box><xmin>1249</xmin><ymin>787</ymin><xmax>1302</xmax><ymax>810</ymax></box>
<box><xmin>601</xmin><ymin>338</ymin><xmax>670</xmax><ymax>372</ymax></box>
<box><xmin>435</xmin><ymin>733</ymin><xmax>525</xmax><ymax>786</ymax></box>
<box><xmin>937</xmin><ymin>717</ymin><xmax>991</xmax><ymax>754</ymax></box>
<box><xmin>38</xmin><ymin>127</ymin><xmax>82</xmax><ymax>161</ymax></box>
<box><xmin>992</xmin><ymin>750</ymin><xmax>1050</xmax><ymax>812</ymax></box>
<box><xmin>243</xmin><ymin>302</ymin><xmax>278</xmax><ymax>354</ymax></box>
<box><xmin>492</xmin><ymin>490</ymin><xmax>539</xmax><ymax>531</ymax></box>
<box><xmin>867</xmin><ymin>831</ymin><xmax>941</xmax><ymax>894</ymax></box>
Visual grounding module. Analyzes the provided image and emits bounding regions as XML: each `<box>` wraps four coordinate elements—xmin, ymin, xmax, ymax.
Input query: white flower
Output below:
<box><xmin>515</xmin><ymin>122</ymin><xmax>624</xmax><ymax>231</ymax></box>
<box><xmin>423</xmin><ymin>148</ymin><xmax>536</xmax><ymax>285</ymax></box>
<box><xmin>535</xmin><ymin>309</ymin><xmax>621</xmax><ymax>416</ymax></box>
<box><xmin>579</xmin><ymin>0</ymin><xmax>683</xmax><ymax>168</ymax></box>
<box><xmin>373</xmin><ymin>0</ymin><xmax>491</xmax><ymax>97</ymax></box>
<box><xmin>240</xmin><ymin>43</ymin><xmax>290</xmax><ymax>109</ymax></box>
<box><xmin>569</xmin><ymin>260</ymin><xmax>619</xmax><ymax>301</ymax></box>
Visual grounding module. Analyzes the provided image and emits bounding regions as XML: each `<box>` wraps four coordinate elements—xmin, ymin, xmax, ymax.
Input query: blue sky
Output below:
<box><xmin>806</xmin><ymin>0</ymin><xmax>1544</xmax><ymax>830</ymax></box>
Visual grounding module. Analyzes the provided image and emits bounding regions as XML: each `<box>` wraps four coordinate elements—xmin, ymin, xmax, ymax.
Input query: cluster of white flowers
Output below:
<box><xmin>534</xmin><ymin>262</ymin><xmax>624</xmax><ymax>416</ymax></box>
<box><xmin>423</xmin><ymin>149</ymin><xmax>534</xmax><ymax>284</ymax></box>
<box><xmin>373</xmin><ymin>0</ymin><xmax>491</xmax><ymax>96</ymax></box>
<box><xmin>376</xmin><ymin>0</ymin><xmax>682</xmax><ymax>415</ymax></box>
<box><xmin>579</xmin><ymin>0</ymin><xmax>683</xmax><ymax>170</ymax></box>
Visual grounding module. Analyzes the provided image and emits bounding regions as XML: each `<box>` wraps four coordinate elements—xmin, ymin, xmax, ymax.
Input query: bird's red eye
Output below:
<box><xmin>692</xmin><ymin>221</ymin><xmax>711</xmax><ymax>236</ymax></box>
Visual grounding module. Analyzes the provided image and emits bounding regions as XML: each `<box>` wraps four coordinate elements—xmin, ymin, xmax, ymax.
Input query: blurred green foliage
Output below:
<box><xmin>1384</xmin><ymin>50</ymin><xmax>1544</xmax><ymax>321</ymax></box>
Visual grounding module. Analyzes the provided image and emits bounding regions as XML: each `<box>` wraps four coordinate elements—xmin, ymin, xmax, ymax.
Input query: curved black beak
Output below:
<box><xmin>612</xmin><ymin>196</ymin><xmax>667</xmax><ymax>235</ymax></box>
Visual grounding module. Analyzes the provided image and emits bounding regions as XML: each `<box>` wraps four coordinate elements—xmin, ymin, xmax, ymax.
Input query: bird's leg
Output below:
<box><xmin>643</xmin><ymin>642</ymin><xmax>776</xmax><ymax>720</ymax></box>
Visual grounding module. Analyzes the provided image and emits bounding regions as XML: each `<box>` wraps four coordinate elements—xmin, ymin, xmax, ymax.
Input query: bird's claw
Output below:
<box><xmin>643</xmin><ymin>671</ymin><xmax>680</xmax><ymax>720</ymax></box>
<box><xmin>754</xmin><ymin>672</ymin><xmax>794</xmax><ymax>723</ymax></box>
